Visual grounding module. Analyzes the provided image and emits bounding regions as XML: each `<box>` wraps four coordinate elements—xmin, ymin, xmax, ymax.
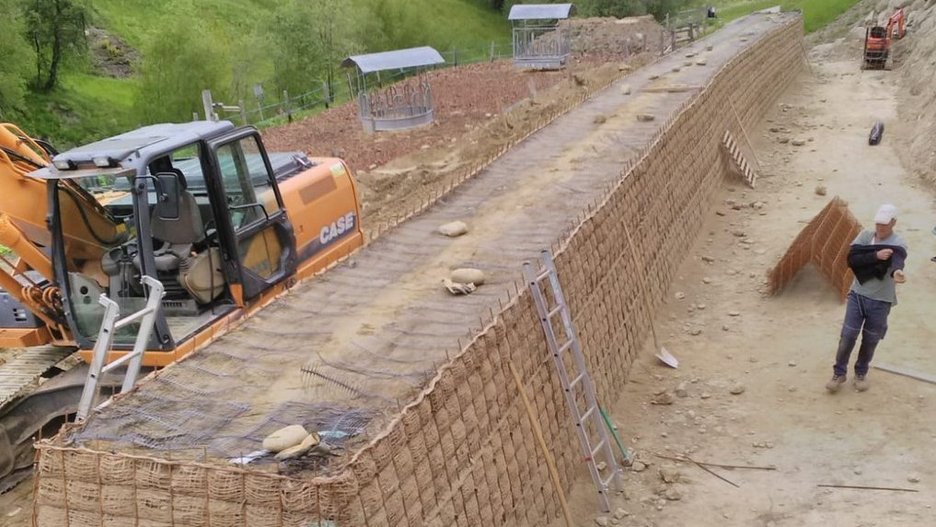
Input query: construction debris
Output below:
<box><xmin>442</xmin><ymin>278</ymin><xmax>476</xmax><ymax>295</ymax></box>
<box><xmin>873</xmin><ymin>363</ymin><xmax>936</xmax><ymax>385</ymax></box>
<box><xmin>869</xmin><ymin>121</ymin><xmax>885</xmax><ymax>145</ymax></box>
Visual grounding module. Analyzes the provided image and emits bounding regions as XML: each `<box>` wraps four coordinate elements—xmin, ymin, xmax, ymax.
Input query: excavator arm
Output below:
<box><xmin>0</xmin><ymin>124</ymin><xmax>123</xmax><ymax>347</ymax></box>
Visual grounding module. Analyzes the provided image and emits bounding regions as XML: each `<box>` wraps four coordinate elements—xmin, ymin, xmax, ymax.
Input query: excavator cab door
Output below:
<box><xmin>207</xmin><ymin>130</ymin><xmax>297</xmax><ymax>302</ymax></box>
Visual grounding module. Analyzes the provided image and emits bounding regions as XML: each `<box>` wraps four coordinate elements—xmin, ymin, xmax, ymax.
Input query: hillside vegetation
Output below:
<box><xmin>0</xmin><ymin>0</ymin><xmax>858</xmax><ymax>147</ymax></box>
<box><xmin>1</xmin><ymin>0</ymin><xmax>512</xmax><ymax>147</ymax></box>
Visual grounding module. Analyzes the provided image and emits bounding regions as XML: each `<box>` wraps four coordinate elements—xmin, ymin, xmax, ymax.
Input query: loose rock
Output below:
<box><xmin>621</xmin><ymin>84</ymin><xmax>632</xmax><ymax>95</ymax></box>
<box><xmin>792</xmin><ymin>139</ymin><xmax>806</xmax><ymax>146</ymax></box>
<box><xmin>437</xmin><ymin>220</ymin><xmax>469</xmax><ymax>237</ymax></box>
<box><xmin>632</xmin><ymin>461</ymin><xmax>647</xmax><ymax>472</ymax></box>
<box><xmin>729</xmin><ymin>384</ymin><xmax>746</xmax><ymax>395</ymax></box>
<box><xmin>637</xmin><ymin>114</ymin><xmax>656</xmax><ymax>122</ymax></box>
<box><xmin>675</xmin><ymin>291</ymin><xmax>686</xmax><ymax>300</ymax></box>
<box><xmin>664</xmin><ymin>487</ymin><xmax>683</xmax><ymax>501</ymax></box>
<box><xmin>613</xmin><ymin>508</ymin><xmax>630</xmax><ymax>520</ymax></box>
<box><xmin>595</xmin><ymin>516</ymin><xmax>611</xmax><ymax>527</ymax></box>
<box><xmin>651</xmin><ymin>392</ymin><xmax>675</xmax><ymax>405</ymax></box>
<box><xmin>675</xmin><ymin>382</ymin><xmax>689</xmax><ymax>398</ymax></box>
<box><xmin>815</xmin><ymin>185</ymin><xmax>827</xmax><ymax>196</ymax></box>
<box><xmin>659</xmin><ymin>466</ymin><xmax>682</xmax><ymax>483</ymax></box>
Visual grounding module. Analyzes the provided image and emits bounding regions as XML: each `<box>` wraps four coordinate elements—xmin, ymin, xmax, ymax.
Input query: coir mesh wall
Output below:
<box><xmin>33</xmin><ymin>16</ymin><xmax>805</xmax><ymax>527</ymax></box>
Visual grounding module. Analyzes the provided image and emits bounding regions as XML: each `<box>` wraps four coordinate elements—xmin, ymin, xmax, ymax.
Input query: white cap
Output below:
<box><xmin>874</xmin><ymin>203</ymin><xmax>897</xmax><ymax>224</ymax></box>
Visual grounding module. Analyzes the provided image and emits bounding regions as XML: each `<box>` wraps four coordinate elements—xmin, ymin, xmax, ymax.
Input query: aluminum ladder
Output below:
<box><xmin>77</xmin><ymin>275</ymin><xmax>164</xmax><ymax>421</ymax></box>
<box><xmin>523</xmin><ymin>249</ymin><xmax>623</xmax><ymax>513</ymax></box>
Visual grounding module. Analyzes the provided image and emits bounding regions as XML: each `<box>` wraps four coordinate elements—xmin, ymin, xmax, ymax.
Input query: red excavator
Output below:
<box><xmin>863</xmin><ymin>8</ymin><xmax>907</xmax><ymax>70</ymax></box>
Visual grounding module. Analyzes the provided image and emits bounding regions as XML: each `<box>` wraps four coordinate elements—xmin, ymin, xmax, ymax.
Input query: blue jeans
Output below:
<box><xmin>833</xmin><ymin>291</ymin><xmax>891</xmax><ymax>377</ymax></box>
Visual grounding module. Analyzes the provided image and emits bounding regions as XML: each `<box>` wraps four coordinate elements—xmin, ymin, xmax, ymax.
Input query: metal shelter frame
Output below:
<box><xmin>342</xmin><ymin>46</ymin><xmax>445</xmax><ymax>133</ymax></box>
<box><xmin>508</xmin><ymin>3</ymin><xmax>575</xmax><ymax>70</ymax></box>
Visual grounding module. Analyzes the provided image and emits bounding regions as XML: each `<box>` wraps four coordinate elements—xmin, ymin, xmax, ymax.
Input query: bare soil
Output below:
<box><xmin>554</xmin><ymin>17</ymin><xmax>936</xmax><ymax>527</ymax></box>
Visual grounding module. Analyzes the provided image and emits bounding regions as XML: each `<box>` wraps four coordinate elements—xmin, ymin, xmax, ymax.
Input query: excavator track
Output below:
<box><xmin>0</xmin><ymin>346</ymin><xmax>77</xmax><ymax>493</ymax></box>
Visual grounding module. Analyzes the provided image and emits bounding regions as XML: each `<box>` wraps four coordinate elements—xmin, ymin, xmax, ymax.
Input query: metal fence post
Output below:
<box><xmin>238</xmin><ymin>99</ymin><xmax>248</xmax><ymax>125</ymax></box>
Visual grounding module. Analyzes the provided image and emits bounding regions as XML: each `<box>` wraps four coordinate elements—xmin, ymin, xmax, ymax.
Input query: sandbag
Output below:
<box><xmin>263</xmin><ymin>425</ymin><xmax>308</xmax><ymax>453</ymax></box>
<box><xmin>451</xmin><ymin>268</ymin><xmax>485</xmax><ymax>285</ymax></box>
<box><xmin>275</xmin><ymin>432</ymin><xmax>321</xmax><ymax>461</ymax></box>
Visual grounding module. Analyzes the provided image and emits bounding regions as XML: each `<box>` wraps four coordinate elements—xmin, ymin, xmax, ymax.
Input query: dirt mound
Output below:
<box><xmin>263</xmin><ymin>62</ymin><xmax>569</xmax><ymax>174</ymax></box>
<box><xmin>354</xmin><ymin>57</ymin><xmax>652</xmax><ymax>229</ymax></box>
<box><xmin>894</xmin><ymin>0</ymin><xmax>936</xmax><ymax>184</ymax></box>
<box><xmin>87</xmin><ymin>27</ymin><xmax>138</xmax><ymax>78</ymax></box>
<box><xmin>563</xmin><ymin>15</ymin><xmax>667</xmax><ymax>59</ymax></box>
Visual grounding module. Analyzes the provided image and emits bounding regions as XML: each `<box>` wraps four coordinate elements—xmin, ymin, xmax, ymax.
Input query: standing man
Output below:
<box><xmin>826</xmin><ymin>204</ymin><xmax>907</xmax><ymax>393</ymax></box>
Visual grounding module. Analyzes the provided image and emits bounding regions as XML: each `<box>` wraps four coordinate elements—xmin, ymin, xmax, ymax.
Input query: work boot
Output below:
<box><xmin>854</xmin><ymin>375</ymin><xmax>870</xmax><ymax>392</ymax></box>
<box><xmin>825</xmin><ymin>375</ymin><xmax>846</xmax><ymax>393</ymax></box>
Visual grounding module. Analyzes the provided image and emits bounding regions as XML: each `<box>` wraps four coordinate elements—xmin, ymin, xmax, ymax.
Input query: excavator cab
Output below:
<box><xmin>31</xmin><ymin>122</ymin><xmax>301</xmax><ymax>359</ymax></box>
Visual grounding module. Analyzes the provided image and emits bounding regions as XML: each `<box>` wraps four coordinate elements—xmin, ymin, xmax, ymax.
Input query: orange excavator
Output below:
<box><xmin>863</xmin><ymin>7</ymin><xmax>907</xmax><ymax>70</ymax></box>
<box><xmin>0</xmin><ymin>121</ymin><xmax>363</xmax><ymax>488</ymax></box>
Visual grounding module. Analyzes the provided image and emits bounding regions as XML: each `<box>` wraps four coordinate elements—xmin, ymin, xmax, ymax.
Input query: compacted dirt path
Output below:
<box><xmin>558</xmin><ymin>30</ymin><xmax>936</xmax><ymax>527</ymax></box>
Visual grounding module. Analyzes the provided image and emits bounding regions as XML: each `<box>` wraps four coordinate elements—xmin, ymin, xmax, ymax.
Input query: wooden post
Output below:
<box><xmin>322</xmin><ymin>81</ymin><xmax>330</xmax><ymax>109</ymax></box>
<box><xmin>201</xmin><ymin>89</ymin><xmax>216</xmax><ymax>121</ymax></box>
<box><xmin>490</xmin><ymin>40</ymin><xmax>496</xmax><ymax>62</ymax></box>
<box><xmin>282</xmin><ymin>90</ymin><xmax>292</xmax><ymax>123</ymax></box>
<box><xmin>508</xmin><ymin>361</ymin><xmax>574</xmax><ymax>527</ymax></box>
<box><xmin>238</xmin><ymin>99</ymin><xmax>248</xmax><ymax>125</ymax></box>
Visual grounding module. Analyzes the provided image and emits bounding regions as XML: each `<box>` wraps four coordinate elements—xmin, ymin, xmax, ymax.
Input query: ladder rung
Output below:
<box><xmin>590</xmin><ymin>439</ymin><xmax>607</xmax><ymax>459</ymax></box>
<box><xmin>545</xmin><ymin>304</ymin><xmax>563</xmax><ymax>320</ymax></box>
<box><xmin>580</xmin><ymin>405</ymin><xmax>596</xmax><ymax>422</ymax></box>
<box><xmin>600</xmin><ymin>473</ymin><xmax>616</xmax><ymax>487</ymax></box>
<box><xmin>569</xmin><ymin>372</ymin><xmax>585</xmax><ymax>389</ymax></box>
<box><xmin>534</xmin><ymin>269</ymin><xmax>551</xmax><ymax>283</ymax></box>
<box><xmin>557</xmin><ymin>340</ymin><xmax>574</xmax><ymax>356</ymax></box>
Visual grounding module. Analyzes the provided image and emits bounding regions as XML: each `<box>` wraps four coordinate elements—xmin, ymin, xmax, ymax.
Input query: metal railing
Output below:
<box><xmin>76</xmin><ymin>275</ymin><xmax>164</xmax><ymax>421</ymax></box>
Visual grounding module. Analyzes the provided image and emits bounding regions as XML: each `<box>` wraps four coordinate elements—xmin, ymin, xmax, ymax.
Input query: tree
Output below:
<box><xmin>266</xmin><ymin>0</ymin><xmax>361</xmax><ymax>101</ymax></box>
<box><xmin>0</xmin><ymin>0</ymin><xmax>34</xmax><ymax>112</ymax></box>
<box><xmin>135</xmin><ymin>22</ymin><xmax>229</xmax><ymax>123</ymax></box>
<box><xmin>25</xmin><ymin>0</ymin><xmax>88</xmax><ymax>91</ymax></box>
<box><xmin>361</xmin><ymin>0</ymin><xmax>430</xmax><ymax>52</ymax></box>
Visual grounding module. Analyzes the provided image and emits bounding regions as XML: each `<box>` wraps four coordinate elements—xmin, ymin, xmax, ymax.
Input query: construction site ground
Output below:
<box><xmin>553</xmin><ymin>12</ymin><xmax>936</xmax><ymax>527</ymax></box>
<box><xmin>61</xmin><ymin>14</ymin><xmax>783</xmax><ymax>479</ymax></box>
<box><xmin>6</xmin><ymin>4</ymin><xmax>936</xmax><ymax>526</ymax></box>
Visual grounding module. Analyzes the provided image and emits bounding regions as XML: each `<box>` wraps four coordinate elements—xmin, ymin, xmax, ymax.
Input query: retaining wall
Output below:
<box><xmin>33</xmin><ymin>15</ymin><xmax>805</xmax><ymax>527</ymax></box>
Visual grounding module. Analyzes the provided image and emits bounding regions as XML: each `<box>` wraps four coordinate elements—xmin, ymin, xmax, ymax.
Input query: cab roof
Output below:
<box><xmin>33</xmin><ymin>121</ymin><xmax>237</xmax><ymax>179</ymax></box>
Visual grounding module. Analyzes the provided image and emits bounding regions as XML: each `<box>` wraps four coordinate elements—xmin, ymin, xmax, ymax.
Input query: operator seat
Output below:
<box><xmin>148</xmin><ymin>169</ymin><xmax>204</xmax><ymax>272</ymax></box>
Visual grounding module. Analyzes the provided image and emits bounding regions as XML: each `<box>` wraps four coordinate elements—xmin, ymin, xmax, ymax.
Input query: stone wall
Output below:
<box><xmin>33</xmin><ymin>16</ymin><xmax>805</xmax><ymax>527</ymax></box>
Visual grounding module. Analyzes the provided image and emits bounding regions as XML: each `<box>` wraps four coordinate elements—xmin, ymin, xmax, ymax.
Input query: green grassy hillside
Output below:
<box><xmin>697</xmin><ymin>0</ymin><xmax>863</xmax><ymax>32</ymax></box>
<box><xmin>11</xmin><ymin>0</ymin><xmax>510</xmax><ymax>147</ymax></box>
